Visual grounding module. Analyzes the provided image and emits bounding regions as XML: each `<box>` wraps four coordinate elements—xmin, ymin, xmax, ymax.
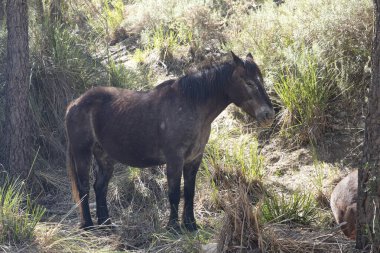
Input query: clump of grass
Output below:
<box><xmin>217</xmin><ymin>183</ymin><xmax>262</xmax><ymax>252</ymax></box>
<box><xmin>203</xmin><ymin>132</ymin><xmax>266</xmax><ymax>210</ymax></box>
<box><xmin>108</xmin><ymin>60</ymin><xmax>153</xmax><ymax>89</ymax></box>
<box><xmin>224</xmin><ymin>0</ymin><xmax>372</xmax><ymax>144</ymax></box>
<box><xmin>140</xmin><ymin>23</ymin><xmax>190</xmax><ymax>62</ymax></box>
<box><xmin>0</xmin><ymin>176</ymin><xmax>46</xmax><ymax>244</ymax></box>
<box><xmin>274</xmin><ymin>49</ymin><xmax>335</xmax><ymax>144</ymax></box>
<box><xmin>148</xmin><ymin>229</ymin><xmax>213</xmax><ymax>253</ymax></box>
<box><xmin>203</xmin><ymin>127</ymin><xmax>266</xmax><ymax>252</ymax></box>
<box><xmin>260</xmin><ymin>190</ymin><xmax>317</xmax><ymax>225</ymax></box>
<box><xmin>35</xmin><ymin>222</ymin><xmax>118</xmax><ymax>252</ymax></box>
<box><xmin>204</xmin><ymin>130</ymin><xmax>265</xmax><ymax>183</ymax></box>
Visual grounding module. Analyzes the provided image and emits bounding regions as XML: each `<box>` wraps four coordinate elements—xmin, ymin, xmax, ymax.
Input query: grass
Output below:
<box><xmin>203</xmin><ymin>129</ymin><xmax>265</xmax><ymax>184</ymax></box>
<box><xmin>274</xmin><ymin>49</ymin><xmax>335</xmax><ymax>144</ymax></box>
<box><xmin>0</xmin><ymin>176</ymin><xmax>45</xmax><ymax>244</ymax></box>
<box><xmin>34</xmin><ymin>222</ymin><xmax>118</xmax><ymax>253</ymax></box>
<box><xmin>260</xmin><ymin>190</ymin><xmax>317</xmax><ymax>225</ymax></box>
<box><xmin>0</xmin><ymin>0</ymin><xmax>371</xmax><ymax>251</ymax></box>
<box><xmin>108</xmin><ymin>60</ymin><xmax>153</xmax><ymax>89</ymax></box>
<box><xmin>223</xmin><ymin>0</ymin><xmax>372</xmax><ymax>144</ymax></box>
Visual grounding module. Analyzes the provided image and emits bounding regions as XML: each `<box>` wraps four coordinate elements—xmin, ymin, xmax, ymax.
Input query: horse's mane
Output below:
<box><xmin>178</xmin><ymin>62</ymin><xmax>234</xmax><ymax>102</ymax></box>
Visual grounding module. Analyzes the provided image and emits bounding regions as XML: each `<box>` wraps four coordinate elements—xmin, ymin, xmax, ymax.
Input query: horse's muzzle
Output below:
<box><xmin>256</xmin><ymin>108</ymin><xmax>275</xmax><ymax>127</ymax></box>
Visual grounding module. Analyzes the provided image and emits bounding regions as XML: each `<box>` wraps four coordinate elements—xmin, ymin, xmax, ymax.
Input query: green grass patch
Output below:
<box><xmin>203</xmin><ymin>131</ymin><xmax>265</xmax><ymax>182</ymax></box>
<box><xmin>0</xmin><ymin>176</ymin><xmax>45</xmax><ymax>244</ymax></box>
<box><xmin>274</xmin><ymin>49</ymin><xmax>335</xmax><ymax>144</ymax></box>
<box><xmin>108</xmin><ymin>60</ymin><xmax>153</xmax><ymax>89</ymax></box>
<box><xmin>260</xmin><ymin>190</ymin><xmax>317</xmax><ymax>225</ymax></box>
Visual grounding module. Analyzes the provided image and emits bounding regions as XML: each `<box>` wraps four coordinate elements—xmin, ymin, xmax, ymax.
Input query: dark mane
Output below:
<box><xmin>178</xmin><ymin>62</ymin><xmax>234</xmax><ymax>102</ymax></box>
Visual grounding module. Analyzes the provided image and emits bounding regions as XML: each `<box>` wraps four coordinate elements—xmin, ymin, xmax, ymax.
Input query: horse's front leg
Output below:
<box><xmin>165</xmin><ymin>155</ymin><xmax>184</xmax><ymax>231</ymax></box>
<box><xmin>182</xmin><ymin>155</ymin><xmax>202</xmax><ymax>231</ymax></box>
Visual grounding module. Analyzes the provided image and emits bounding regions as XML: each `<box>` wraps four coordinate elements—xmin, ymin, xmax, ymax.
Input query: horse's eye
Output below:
<box><xmin>246</xmin><ymin>81</ymin><xmax>255</xmax><ymax>86</ymax></box>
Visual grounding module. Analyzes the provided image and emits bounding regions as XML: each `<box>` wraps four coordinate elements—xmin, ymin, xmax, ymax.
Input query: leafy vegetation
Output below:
<box><xmin>0</xmin><ymin>176</ymin><xmax>45</xmax><ymax>244</ymax></box>
<box><xmin>0</xmin><ymin>0</ymin><xmax>372</xmax><ymax>251</ymax></box>
<box><xmin>260</xmin><ymin>191</ymin><xmax>317</xmax><ymax>225</ymax></box>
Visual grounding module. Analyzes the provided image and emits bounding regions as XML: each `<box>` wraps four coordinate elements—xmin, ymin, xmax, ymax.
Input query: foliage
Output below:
<box><xmin>274</xmin><ymin>49</ymin><xmax>335</xmax><ymax>143</ymax></box>
<box><xmin>0</xmin><ymin>176</ymin><xmax>45</xmax><ymax>244</ymax></box>
<box><xmin>203</xmin><ymin>130</ymin><xmax>265</xmax><ymax>183</ymax></box>
<box><xmin>224</xmin><ymin>0</ymin><xmax>372</xmax><ymax>143</ymax></box>
<box><xmin>260</xmin><ymin>190</ymin><xmax>317</xmax><ymax>225</ymax></box>
<box><xmin>0</xmin><ymin>0</ymin><xmax>372</xmax><ymax>250</ymax></box>
<box><xmin>108</xmin><ymin>60</ymin><xmax>153</xmax><ymax>89</ymax></box>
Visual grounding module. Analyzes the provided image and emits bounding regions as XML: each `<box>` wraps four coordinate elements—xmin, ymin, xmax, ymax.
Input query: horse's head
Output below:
<box><xmin>227</xmin><ymin>52</ymin><xmax>275</xmax><ymax>126</ymax></box>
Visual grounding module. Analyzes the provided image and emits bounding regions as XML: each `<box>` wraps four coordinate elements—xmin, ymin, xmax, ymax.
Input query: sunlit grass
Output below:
<box><xmin>260</xmin><ymin>190</ymin><xmax>317</xmax><ymax>225</ymax></box>
<box><xmin>0</xmin><ymin>176</ymin><xmax>45</xmax><ymax>244</ymax></box>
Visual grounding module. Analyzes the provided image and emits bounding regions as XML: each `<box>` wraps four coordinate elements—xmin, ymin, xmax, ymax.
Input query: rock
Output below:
<box><xmin>201</xmin><ymin>243</ymin><xmax>218</xmax><ymax>253</ymax></box>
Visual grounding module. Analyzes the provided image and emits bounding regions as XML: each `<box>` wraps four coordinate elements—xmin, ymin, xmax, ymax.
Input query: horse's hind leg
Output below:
<box><xmin>182</xmin><ymin>155</ymin><xmax>202</xmax><ymax>231</ymax></box>
<box><xmin>93</xmin><ymin>144</ymin><xmax>115</xmax><ymax>226</ymax></box>
<box><xmin>68</xmin><ymin>145</ymin><xmax>94</xmax><ymax>229</ymax></box>
<box><xmin>66</xmin><ymin>106</ymin><xmax>96</xmax><ymax>229</ymax></box>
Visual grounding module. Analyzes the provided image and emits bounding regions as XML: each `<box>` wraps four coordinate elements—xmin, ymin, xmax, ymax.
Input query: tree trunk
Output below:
<box><xmin>3</xmin><ymin>0</ymin><xmax>31</xmax><ymax>179</ymax></box>
<box><xmin>356</xmin><ymin>0</ymin><xmax>380</xmax><ymax>251</ymax></box>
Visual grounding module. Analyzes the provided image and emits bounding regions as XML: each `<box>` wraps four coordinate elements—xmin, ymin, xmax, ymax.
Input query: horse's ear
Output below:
<box><xmin>246</xmin><ymin>53</ymin><xmax>254</xmax><ymax>62</ymax></box>
<box><xmin>231</xmin><ymin>51</ymin><xmax>244</xmax><ymax>67</ymax></box>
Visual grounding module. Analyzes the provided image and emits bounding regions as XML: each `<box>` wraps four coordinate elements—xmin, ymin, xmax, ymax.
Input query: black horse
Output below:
<box><xmin>65</xmin><ymin>52</ymin><xmax>274</xmax><ymax>231</ymax></box>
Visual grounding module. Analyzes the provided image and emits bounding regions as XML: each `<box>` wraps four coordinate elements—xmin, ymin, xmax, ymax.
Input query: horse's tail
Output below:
<box><xmin>66</xmin><ymin>137</ymin><xmax>81</xmax><ymax>205</ymax></box>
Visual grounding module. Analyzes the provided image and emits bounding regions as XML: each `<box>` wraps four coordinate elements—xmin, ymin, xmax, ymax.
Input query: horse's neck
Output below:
<box><xmin>199</xmin><ymin>93</ymin><xmax>230</xmax><ymax>125</ymax></box>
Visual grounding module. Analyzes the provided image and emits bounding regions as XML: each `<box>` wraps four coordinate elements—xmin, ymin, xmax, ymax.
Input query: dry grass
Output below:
<box><xmin>217</xmin><ymin>182</ymin><xmax>264</xmax><ymax>253</ymax></box>
<box><xmin>0</xmin><ymin>0</ymin><xmax>370</xmax><ymax>251</ymax></box>
<box><xmin>260</xmin><ymin>224</ymin><xmax>356</xmax><ymax>253</ymax></box>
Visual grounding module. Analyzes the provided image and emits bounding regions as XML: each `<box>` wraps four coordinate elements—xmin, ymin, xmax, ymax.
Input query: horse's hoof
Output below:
<box><xmin>183</xmin><ymin>221</ymin><xmax>198</xmax><ymax>232</ymax></box>
<box><xmin>80</xmin><ymin>221</ymin><xmax>94</xmax><ymax>230</ymax></box>
<box><xmin>98</xmin><ymin>218</ymin><xmax>112</xmax><ymax>226</ymax></box>
<box><xmin>166</xmin><ymin>221</ymin><xmax>182</xmax><ymax>233</ymax></box>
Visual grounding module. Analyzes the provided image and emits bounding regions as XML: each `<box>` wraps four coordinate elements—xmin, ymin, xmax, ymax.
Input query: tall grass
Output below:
<box><xmin>260</xmin><ymin>191</ymin><xmax>317</xmax><ymax>225</ymax></box>
<box><xmin>224</xmin><ymin>0</ymin><xmax>372</xmax><ymax>143</ymax></box>
<box><xmin>108</xmin><ymin>60</ymin><xmax>153</xmax><ymax>89</ymax></box>
<box><xmin>274</xmin><ymin>50</ymin><xmax>335</xmax><ymax>143</ymax></box>
<box><xmin>0</xmin><ymin>176</ymin><xmax>45</xmax><ymax>244</ymax></box>
<box><xmin>203</xmin><ymin>130</ymin><xmax>265</xmax><ymax>184</ymax></box>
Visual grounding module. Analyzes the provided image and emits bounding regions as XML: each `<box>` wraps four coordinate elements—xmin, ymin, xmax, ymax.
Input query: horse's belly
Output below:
<box><xmin>118</xmin><ymin>155</ymin><xmax>166</xmax><ymax>168</ymax></box>
<box><xmin>102</xmin><ymin>140</ymin><xmax>166</xmax><ymax>168</ymax></box>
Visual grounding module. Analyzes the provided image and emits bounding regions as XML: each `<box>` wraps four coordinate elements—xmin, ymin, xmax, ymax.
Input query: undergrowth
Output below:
<box><xmin>0</xmin><ymin>0</ymin><xmax>372</xmax><ymax>251</ymax></box>
<box><xmin>274</xmin><ymin>49</ymin><xmax>335</xmax><ymax>144</ymax></box>
<box><xmin>0</xmin><ymin>176</ymin><xmax>45</xmax><ymax>244</ymax></box>
<box><xmin>260</xmin><ymin>191</ymin><xmax>317</xmax><ymax>225</ymax></box>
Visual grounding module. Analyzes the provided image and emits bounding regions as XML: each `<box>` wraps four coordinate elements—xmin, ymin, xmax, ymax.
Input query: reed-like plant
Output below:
<box><xmin>0</xmin><ymin>176</ymin><xmax>45</xmax><ymax>244</ymax></box>
<box><xmin>260</xmin><ymin>190</ymin><xmax>317</xmax><ymax>225</ymax></box>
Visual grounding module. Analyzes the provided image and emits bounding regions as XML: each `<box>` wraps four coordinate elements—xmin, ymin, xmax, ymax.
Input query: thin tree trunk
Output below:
<box><xmin>3</xmin><ymin>0</ymin><xmax>31</xmax><ymax>179</ymax></box>
<box><xmin>356</xmin><ymin>0</ymin><xmax>380</xmax><ymax>251</ymax></box>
